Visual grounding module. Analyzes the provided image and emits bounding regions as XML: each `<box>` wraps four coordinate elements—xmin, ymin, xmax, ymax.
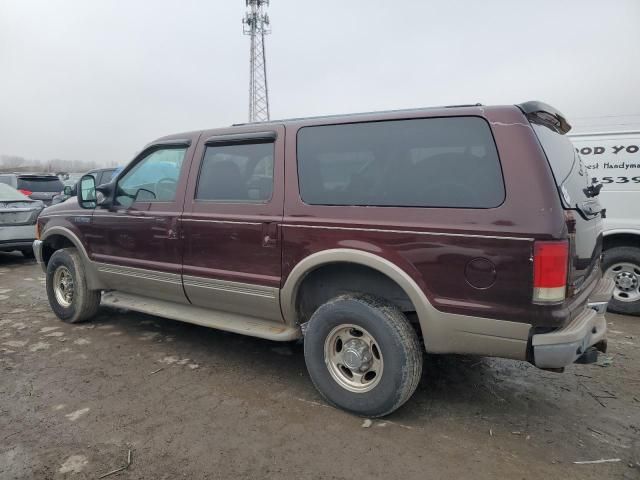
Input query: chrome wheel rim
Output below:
<box><xmin>324</xmin><ymin>324</ymin><xmax>383</xmax><ymax>393</ymax></box>
<box><xmin>606</xmin><ymin>262</ymin><xmax>640</xmax><ymax>303</ymax></box>
<box><xmin>53</xmin><ymin>266</ymin><xmax>74</xmax><ymax>308</ymax></box>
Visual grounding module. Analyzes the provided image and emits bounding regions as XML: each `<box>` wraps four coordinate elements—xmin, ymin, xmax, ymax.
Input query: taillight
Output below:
<box><xmin>19</xmin><ymin>189</ymin><xmax>33</xmax><ymax>196</ymax></box>
<box><xmin>533</xmin><ymin>240</ymin><xmax>569</xmax><ymax>303</ymax></box>
<box><xmin>35</xmin><ymin>220</ymin><xmax>41</xmax><ymax>239</ymax></box>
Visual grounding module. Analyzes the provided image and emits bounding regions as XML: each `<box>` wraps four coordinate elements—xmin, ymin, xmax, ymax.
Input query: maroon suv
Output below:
<box><xmin>34</xmin><ymin>101</ymin><xmax>613</xmax><ymax>417</ymax></box>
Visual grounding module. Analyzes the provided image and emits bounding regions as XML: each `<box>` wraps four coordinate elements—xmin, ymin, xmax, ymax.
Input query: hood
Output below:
<box><xmin>41</xmin><ymin>196</ymin><xmax>85</xmax><ymax>215</ymax></box>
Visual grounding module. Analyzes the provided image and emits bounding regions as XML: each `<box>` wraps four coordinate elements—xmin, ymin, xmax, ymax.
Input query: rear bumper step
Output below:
<box><xmin>587</xmin><ymin>276</ymin><xmax>615</xmax><ymax>314</ymax></box>
<box><xmin>532</xmin><ymin>275</ymin><xmax>614</xmax><ymax>369</ymax></box>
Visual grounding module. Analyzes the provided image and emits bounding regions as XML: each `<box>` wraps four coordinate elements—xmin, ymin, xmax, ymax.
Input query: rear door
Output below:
<box><xmin>181</xmin><ymin>126</ymin><xmax>285</xmax><ymax>321</ymax></box>
<box><xmin>531</xmin><ymin>123</ymin><xmax>604</xmax><ymax>295</ymax></box>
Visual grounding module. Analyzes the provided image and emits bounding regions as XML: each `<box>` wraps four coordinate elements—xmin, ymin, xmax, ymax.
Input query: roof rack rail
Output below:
<box><xmin>517</xmin><ymin>101</ymin><xmax>571</xmax><ymax>134</ymax></box>
<box><xmin>231</xmin><ymin>103</ymin><xmax>484</xmax><ymax>127</ymax></box>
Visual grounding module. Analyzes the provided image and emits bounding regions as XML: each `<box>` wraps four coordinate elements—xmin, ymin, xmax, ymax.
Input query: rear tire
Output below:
<box><xmin>46</xmin><ymin>248</ymin><xmax>101</xmax><ymax>323</ymax></box>
<box><xmin>304</xmin><ymin>294</ymin><xmax>422</xmax><ymax>417</ymax></box>
<box><xmin>602</xmin><ymin>246</ymin><xmax>640</xmax><ymax>316</ymax></box>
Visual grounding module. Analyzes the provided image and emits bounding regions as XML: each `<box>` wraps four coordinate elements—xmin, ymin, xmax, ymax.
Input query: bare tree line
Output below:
<box><xmin>0</xmin><ymin>154</ymin><xmax>117</xmax><ymax>174</ymax></box>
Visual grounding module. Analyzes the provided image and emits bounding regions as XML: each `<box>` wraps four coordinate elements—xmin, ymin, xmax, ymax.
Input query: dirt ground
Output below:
<box><xmin>0</xmin><ymin>252</ymin><xmax>638</xmax><ymax>480</ymax></box>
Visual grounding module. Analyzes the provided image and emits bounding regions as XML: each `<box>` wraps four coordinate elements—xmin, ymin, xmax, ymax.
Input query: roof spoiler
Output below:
<box><xmin>517</xmin><ymin>101</ymin><xmax>572</xmax><ymax>134</ymax></box>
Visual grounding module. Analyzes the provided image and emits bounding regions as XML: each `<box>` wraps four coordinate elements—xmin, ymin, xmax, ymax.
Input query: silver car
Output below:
<box><xmin>0</xmin><ymin>183</ymin><xmax>44</xmax><ymax>257</ymax></box>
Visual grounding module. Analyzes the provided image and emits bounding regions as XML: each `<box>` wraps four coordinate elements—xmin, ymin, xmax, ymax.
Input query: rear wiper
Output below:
<box><xmin>583</xmin><ymin>177</ymin><xmax>603</xmax><ymax>198</ymax></box>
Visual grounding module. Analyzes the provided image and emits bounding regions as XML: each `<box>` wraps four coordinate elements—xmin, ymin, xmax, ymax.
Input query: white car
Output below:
<box><xmin>570</xmin><ymin>129</ymin><xmax>640</xmax><ymax>315</ymax></box>
<box><xmin>0</xmin><ymin>183</ymin><xmax>44</xmax><ymax>257</ymax></box>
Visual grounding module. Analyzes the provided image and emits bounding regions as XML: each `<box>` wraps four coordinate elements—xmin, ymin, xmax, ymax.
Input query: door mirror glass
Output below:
<box><xmin>63</xmin><ymin>185</ymin><xmax>72</xmax><ymax>196</ymax></box>
<box><xmin>77</xmin><ymin>175</ymin><xmax>96</xmax><ymax>209</ymax></box>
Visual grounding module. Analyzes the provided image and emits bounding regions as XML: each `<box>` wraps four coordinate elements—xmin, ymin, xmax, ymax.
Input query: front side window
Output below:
<box><xmin>116</xmin><ymin>148</ymin><xmax>186</xmax><ymax>208</ymax></box>
<box><xmin>196</xmin><ymin>142</ymin><xmax>274</xmax><ymax>202</ymax></box>
<box><xmin>297</xmin><ymin>117</ymin><xmax>504</xmax><ymax>208</ymax></box>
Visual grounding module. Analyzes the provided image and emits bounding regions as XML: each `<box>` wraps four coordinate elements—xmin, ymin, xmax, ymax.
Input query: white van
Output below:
<box><xmin>570</xmin><ymin>130</ymin><xmax>640</xmax><ymax>315</ymax></box>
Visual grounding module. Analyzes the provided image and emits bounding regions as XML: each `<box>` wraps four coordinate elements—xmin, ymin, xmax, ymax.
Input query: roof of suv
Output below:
<box><xmin>152</xmin><ymin>101</ymin><xmax>570</xmax><ymax>147</ymax></box>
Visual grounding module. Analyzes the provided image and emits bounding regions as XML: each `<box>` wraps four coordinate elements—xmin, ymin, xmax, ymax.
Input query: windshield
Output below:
<box><xmin>17</xmin><ymin>177</ymin><xmax>64</xmax><ymax>193</ymax></box>
<box><xmin>0</xmin><ymin>183</ymin><xmax>29</xmax><ymax>200</ymax></box>
<box><xmin>532</xmin><ymin>124</ymin><xmax>592</xmax><ymax>208</ymax></box>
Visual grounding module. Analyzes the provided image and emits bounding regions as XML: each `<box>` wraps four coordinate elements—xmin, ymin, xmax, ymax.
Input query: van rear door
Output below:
<box><xmin>530</xmin><ymin>121</ymin><xmax>604</xmax><ymax>296</ymax></box>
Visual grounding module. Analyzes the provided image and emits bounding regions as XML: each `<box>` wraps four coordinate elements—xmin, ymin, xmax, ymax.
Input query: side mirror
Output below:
<box><xmin>95</xmin><ymin>182</ymin><xmax>115</xmax><ymax>208</ymax></box>
<box><xmin>63</xmin><ymin>186</ymin><xmax>72</xmax><ymax>196</ymax></box>
<box><xmin>77</xmin><ymin>175</ymin><xmax>96</xmax><ymax>209</ymax></box>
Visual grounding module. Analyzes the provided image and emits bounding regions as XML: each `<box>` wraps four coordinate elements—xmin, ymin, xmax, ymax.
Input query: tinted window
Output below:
<box><xmin>17</xmin><ymin>177</ymin><xmax>64</xmax><ymax>192</ymax></box>
<box><xmin>297</xmin><ymin>117</ymin><xmax>504</xmax><ymax>208</ymax></box>
<box><xmin>532</xmin><ymin>124</ymin><xmax>590</xmax><ymax>208</ymax></box>
<box><xmin>196</xmin><ymin>142</ymin><xmax>274</xmax><ymax>202</ymax></box>
<box><xmin>96</xmin><ymin>169</ymin><xmax>116</xmax><ymax>185</ymax></box>
<box><xmin>116</xmin><ymin>148</ymin><xmax>186</xmax><ymax>207</ymax></box>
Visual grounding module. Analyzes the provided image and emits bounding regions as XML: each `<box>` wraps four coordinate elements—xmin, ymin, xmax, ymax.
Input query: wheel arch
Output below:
<box><xmin>41</xmin><ymin>226</ymin><xmax>105</xmax><ymax>290</ymax></box>
<box><xmin>603</xmin><ymin>230</ymin><xmax>640</xmax><ymax>251</ymax></box>
<box><xmin>281</xmin><ymin>249</ymin><xmax>431</xmax><ymax>335</ymax></box>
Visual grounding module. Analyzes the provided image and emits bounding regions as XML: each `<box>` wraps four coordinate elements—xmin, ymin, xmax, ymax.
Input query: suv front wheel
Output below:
<box><xmin>304</xmin><ymin>294</ymin><xmax>422</xmax><ymax>417</ymax></box>
<box><xmin>46</xmin><ymin>248</ymin><xmax>101</xmax><ymax>323</ymax></box>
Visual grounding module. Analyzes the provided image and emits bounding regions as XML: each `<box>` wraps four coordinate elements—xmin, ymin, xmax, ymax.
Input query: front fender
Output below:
<box><xmin>40</xmin><ymin>225</ymin><xmax>106</xmax><ymax>290</ymax></box>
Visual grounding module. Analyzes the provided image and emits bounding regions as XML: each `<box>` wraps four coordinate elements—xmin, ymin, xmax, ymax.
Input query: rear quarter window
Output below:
<box><xmin>296</xmin><ymin>116</ymin><xmax>505</xmax><ymax>208</ymax></box>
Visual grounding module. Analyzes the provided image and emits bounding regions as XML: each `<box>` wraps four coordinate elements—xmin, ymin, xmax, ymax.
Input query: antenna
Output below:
<box><xmin>243</xmin><ymin>0</ymin><xmax>271</xmax><ymax>122</ymax></box>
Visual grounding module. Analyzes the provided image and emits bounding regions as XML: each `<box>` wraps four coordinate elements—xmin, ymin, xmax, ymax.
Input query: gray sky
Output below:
<box><xmin>1</xmin><ymin>0</ymin><xmax>639</xmax><ymax>165</ymax></box>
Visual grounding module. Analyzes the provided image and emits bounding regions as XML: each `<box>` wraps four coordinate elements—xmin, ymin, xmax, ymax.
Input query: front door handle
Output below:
<box><xmin>262</xmin><ymin>222</ymin><xmax>278</xmax><ymax>247</ymax></box>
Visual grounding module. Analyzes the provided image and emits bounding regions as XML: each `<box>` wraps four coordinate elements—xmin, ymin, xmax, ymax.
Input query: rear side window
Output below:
<box><xmin>196</xmin><ymin>142</ymin><xmax>274</xmax><ymax>203</ymax></box>
<box><xmin>17</xmin><ymin>177</ymin><xmax>63</xmax><ymax>192</ymax></box>
<box><xmin>297</xmin><ymin>117</ymin><xmax>504</xmax><ymax>208</ymax></box>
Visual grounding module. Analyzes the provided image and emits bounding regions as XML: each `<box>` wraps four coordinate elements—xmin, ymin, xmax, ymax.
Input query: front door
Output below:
<box><xmin>88</xmin><ymin>137</ymin><xmax>197</xmax><ymax>304</ymax></box>
<box><xmin>181</xmin><ymin>127</ymin><xmax>285</xmax><ymax>321</ymax></box>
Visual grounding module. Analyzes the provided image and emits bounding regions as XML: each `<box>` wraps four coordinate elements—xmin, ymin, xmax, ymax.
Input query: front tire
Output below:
<box><xmin>304</xmin><ymin>294</ymin><xmax>422</xmax><ymax>417</ymax></box>
<box><xmin>603</xmin><ymin>246</ymin><xmax>640</xmax><ymax>316</ymax></box>
<box><xmin>46</xmin><ymin>248</ymin><xmax>101</xmax><ymax>323</ymax></box>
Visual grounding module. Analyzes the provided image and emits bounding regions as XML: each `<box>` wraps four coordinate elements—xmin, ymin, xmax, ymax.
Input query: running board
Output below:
<box><xmin>101</xmin><ymin>291</ymin><xmax>302</xmax><ymax>342</ymax></box>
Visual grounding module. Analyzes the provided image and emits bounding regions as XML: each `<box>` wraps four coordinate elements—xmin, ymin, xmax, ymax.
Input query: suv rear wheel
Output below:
<box><xmin>603</xmin><ymin>246</ymin><xmax>640</xmax><ymax>316</ymax></box>
<box><xmin>303</xmin><ymin>294</ymin><xmax>422</xmax><ymax>417</ymax></box>
<box><xmin>46</xmin><ymin>248</ymin><xmax>101</xmax><ymax>323</ymax></box>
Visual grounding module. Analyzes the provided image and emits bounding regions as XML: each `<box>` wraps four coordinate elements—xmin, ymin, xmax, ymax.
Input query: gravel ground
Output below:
<box><xmin>1</xmin><ymin>252</ymin><xmax>639</xmax><ymax>479</ymax></box>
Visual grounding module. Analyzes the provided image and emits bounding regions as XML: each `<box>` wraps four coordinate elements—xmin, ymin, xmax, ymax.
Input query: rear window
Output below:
<box><xmin>532</xmin><ymin>124</ymin><xmax>590</xmax><ymax>207</ymax></box>
<box><xmin>17</xmin><ymin>177</ymin><xmax>64</xmax><ymax>193</ymax></box>
<box><xmin>297</xmin><ymin>117</ymin><xmax>505</xmax><ymax>208</ymax></box>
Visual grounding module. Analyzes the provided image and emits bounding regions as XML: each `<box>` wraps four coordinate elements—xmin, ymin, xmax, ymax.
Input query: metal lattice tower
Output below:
<box><xmin>243</xmin><ymin>0</ymin><xmax>271</xmax><ymax>122</ymax></box>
